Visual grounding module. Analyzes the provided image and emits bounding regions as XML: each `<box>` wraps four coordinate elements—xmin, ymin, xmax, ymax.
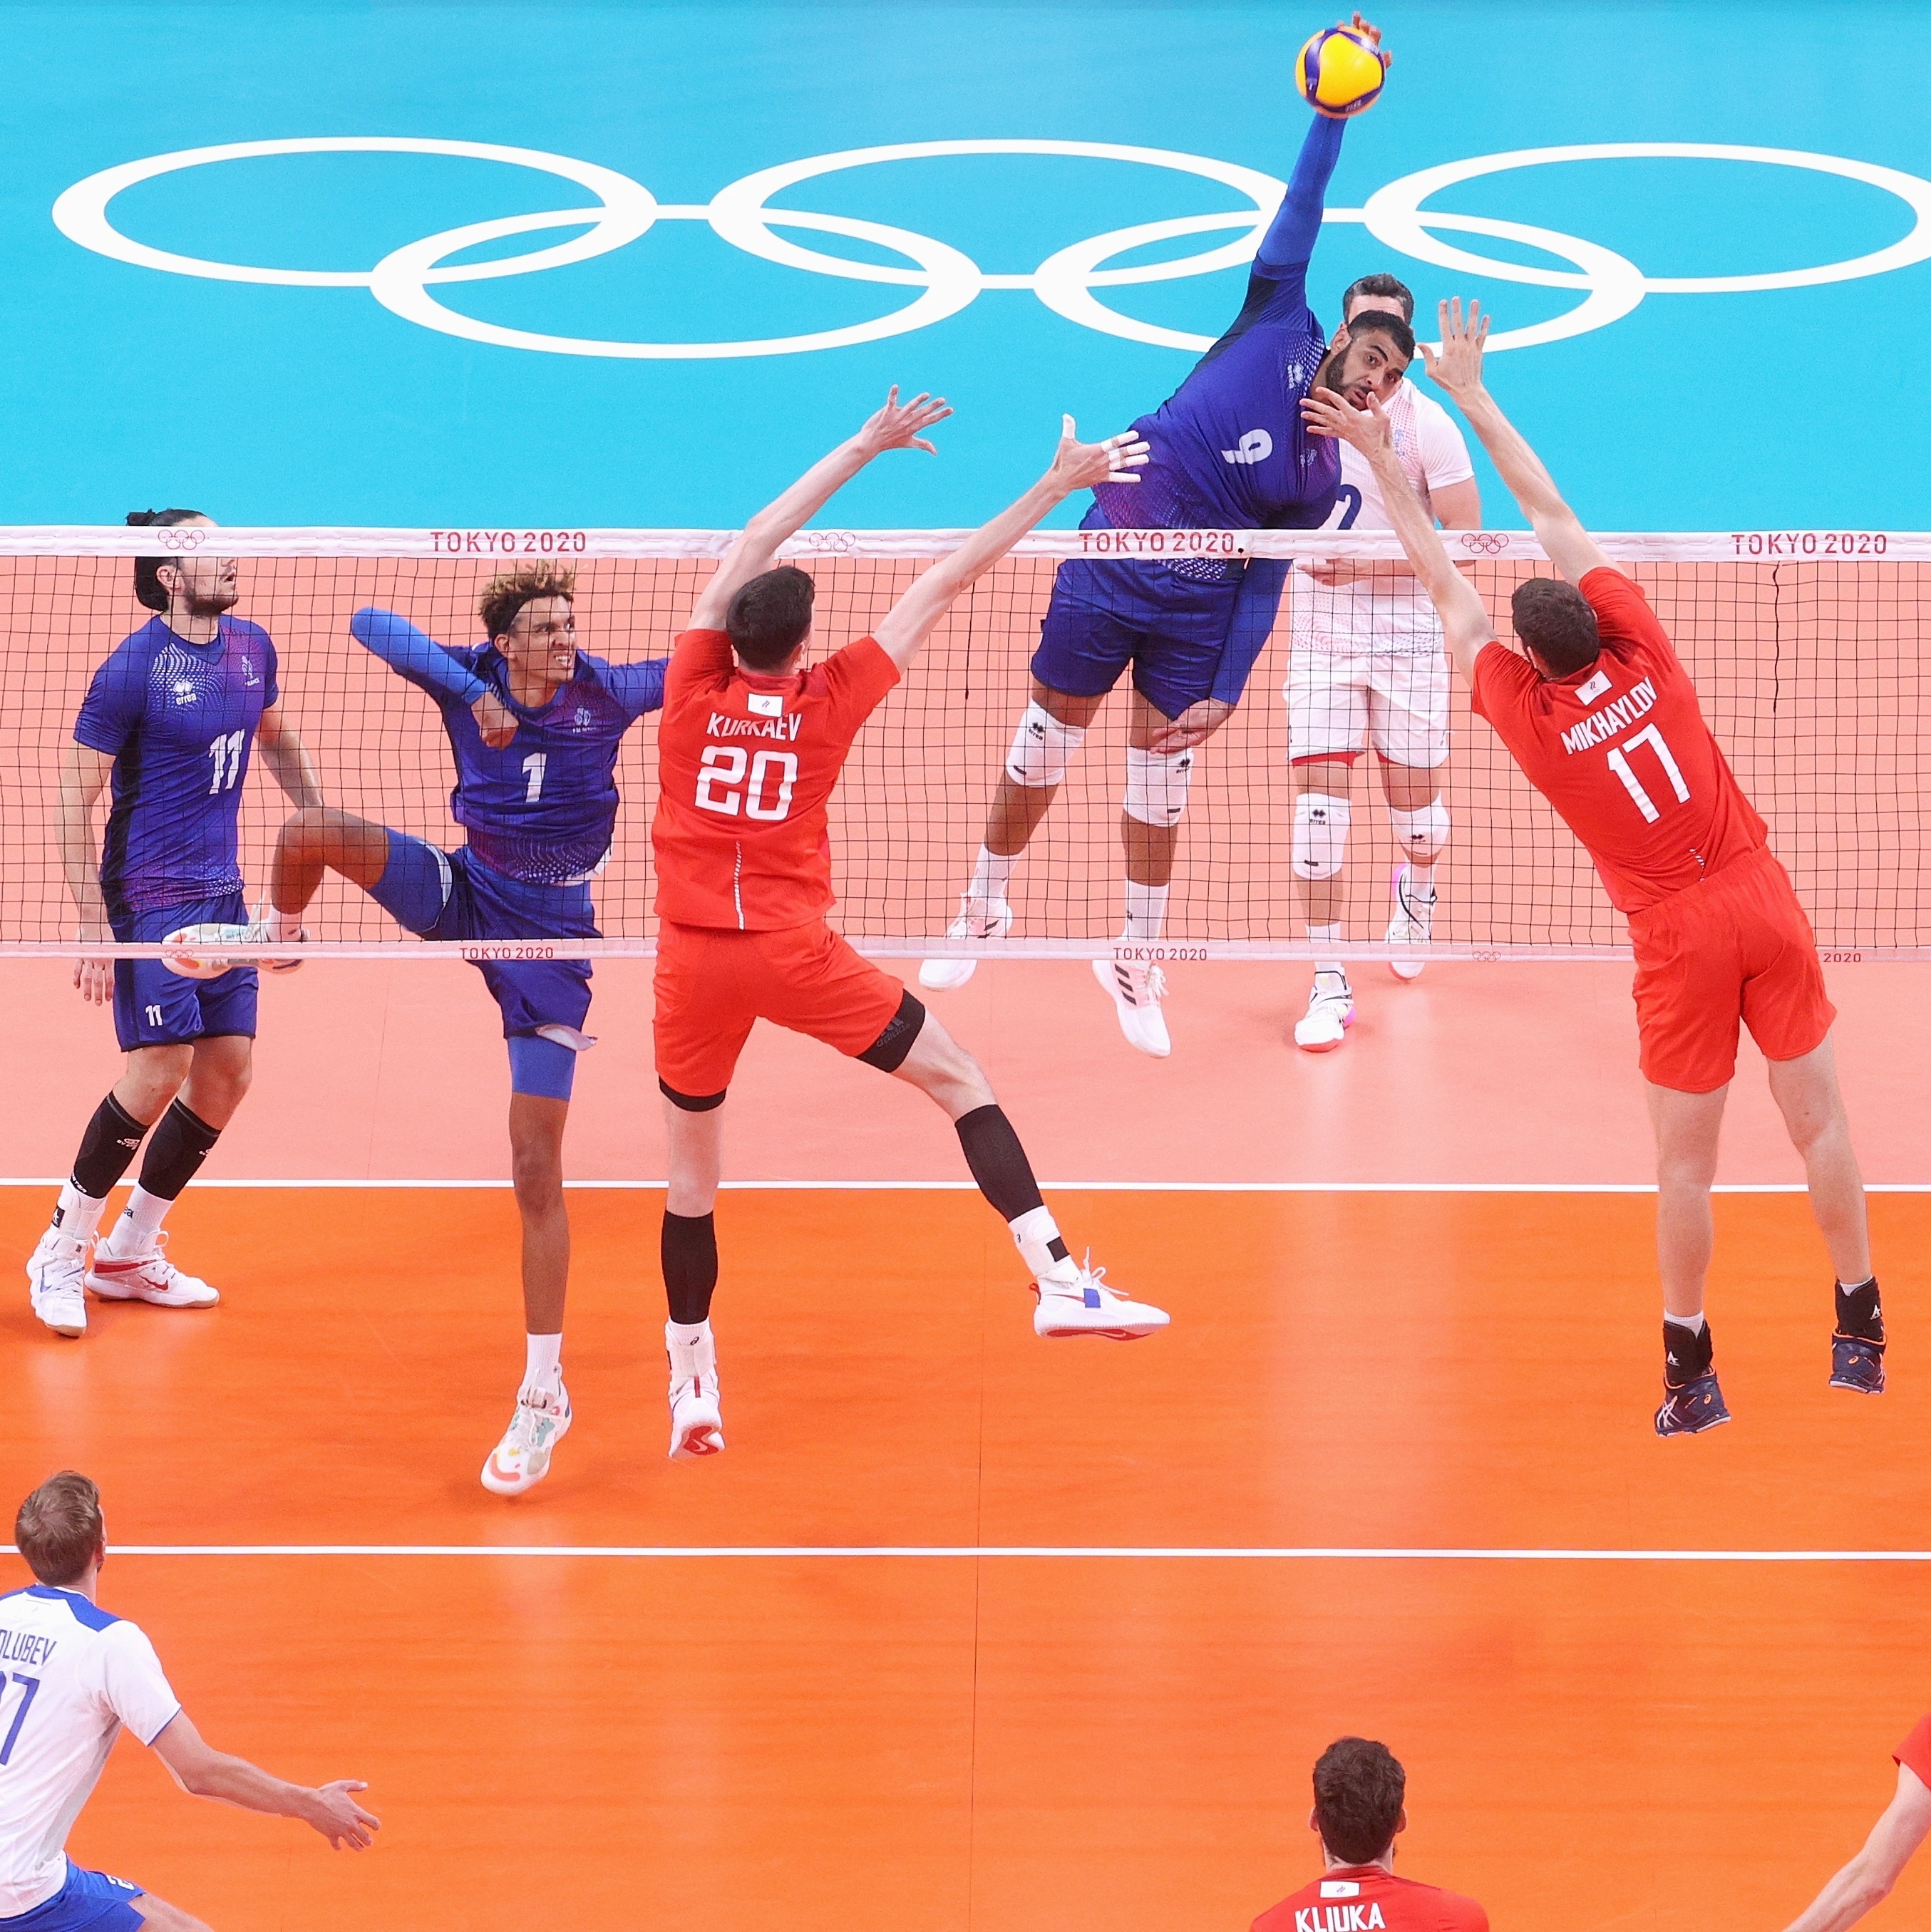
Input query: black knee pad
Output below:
<box><xmin>659</xmin><ymin>1078</ymin><xmax>728</xmax><ymax>1112</ymax></box>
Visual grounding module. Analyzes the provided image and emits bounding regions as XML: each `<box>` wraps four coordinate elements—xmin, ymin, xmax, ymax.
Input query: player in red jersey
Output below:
<box><xmin>1779</xmin><ymin>1715</ymin><xmax>1931</xmax><ymax>1931</ymax></box>
<box><xmin>1252</xmin><ymin>1737</ymin><xmax>1487</xmax><ymax>1932</ymax></box>
<box><xmin>1302</xmin><ymin>299</ymin><xmax>1883</xmax><ymax>1437</ymax></box>
<box><xmin>649</xmin><ymin>389</ymin><xmax>1171</xmax><ymax>1459</ymax></box>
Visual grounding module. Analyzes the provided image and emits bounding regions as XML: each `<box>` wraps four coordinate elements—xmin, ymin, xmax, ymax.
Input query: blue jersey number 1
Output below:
<box><xmin>0</xmin><ymin>1673</ymin><xmax>41</xmax><ymax>1766</ymax></box>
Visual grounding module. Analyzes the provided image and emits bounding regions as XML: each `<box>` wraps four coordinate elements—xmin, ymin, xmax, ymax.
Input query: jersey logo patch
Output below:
<box><xmin>748</xmin><ymin>692</ymin><xmax>784</xmax><ymax>717</ymax></box>
<box><xmin>171</xmin><ymin>679</ymin><xmax>198</xmax><ymax>705</ymax></box>
<box><xmin>1575</xmin><ymin>668</ymin><xmax>1612</xmax><ymax>704</ymax></box>
<box><xmin>1221</xmin><ymin>428</ymin><xmax>1273</xmax><ymax>466</ymax></box>
<box><xmin>1319</xmin><ymin>1884</ymin><xmax>1361</xmax><ymax>1899</ymax></box>
<box><xmin>240</xmin><ymin>656</ymin><xmax>261</xmax><ymax>687</ymax></box>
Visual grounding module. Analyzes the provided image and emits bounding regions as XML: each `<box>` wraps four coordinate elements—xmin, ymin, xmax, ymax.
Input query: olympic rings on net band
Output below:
<box><xmin>50</xmin><ymin>135</ymin><xmax>1931</xmax><ymax>361</ymax></box>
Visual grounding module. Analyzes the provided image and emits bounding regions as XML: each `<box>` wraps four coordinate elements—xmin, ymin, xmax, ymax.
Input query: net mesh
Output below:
<box><xmin>3</xmin><ymin>528</ymin><xmax>1925</xmax><ymax>961</ymax></box>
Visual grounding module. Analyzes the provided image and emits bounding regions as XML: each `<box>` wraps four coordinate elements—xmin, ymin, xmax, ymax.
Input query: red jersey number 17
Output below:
<box><xmin>1606</xmin><ymin>723</ymin><xmax>1691</xmax><ymax>825</ymax></box>
<box><xmin>696</xmin><ymin>745</ymin><xmax>799</xmax><ymax>821</ymax></box>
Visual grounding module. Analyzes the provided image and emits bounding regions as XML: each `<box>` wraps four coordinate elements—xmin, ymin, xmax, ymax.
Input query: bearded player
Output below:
<box><xmin>1287</xmin><ymin>274</ymin><xmax>1481</xmax><ymax>1050</ymax></box>
<box><xmin>254</xmin><ymin>557</ymin><xmax>672</xmax><ymax>1497</ymax></box>
<box><xmin>651</xmin><ymin>408</ymin><xmax>1169</xmax><ymax>1462</ymax></box>
<box><xmin>26</xmin><ymin>512</ymin><xmax>323</xmax><ymax>1342</ymax></box>
<box><xmin>1303</xmin><ymin>300</ymin><xmax>1882</xmax><ymax>1435</ymax></box>
<box><xmin>920</xmin><ymin>15</ymin><xmax>1396</xmax><ymax>1058</ymax></box>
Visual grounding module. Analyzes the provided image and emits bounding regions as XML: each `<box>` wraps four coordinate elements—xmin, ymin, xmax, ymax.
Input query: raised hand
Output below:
<box><xmin>472</xmin><ymin>689</ymin><xmax>517</xmax><ymax>751</ymax></box>
<box><xmin>1420</xmin><ymin>296</ymin><xmax>1489</xmax><ymax>398</ymax></box>
<box><xmin>1299</xmin><ymin>384</ymin><xmax>1392</xmax><ymax>458</ymax></box>
<box><xmin>1048</xmin><ymin>414</ymin><xmax>1151</xmax><ymax>496</ymax></box>
<box><xmin>1345</xmin><ymin>11</ymin><xmax>1391</xmax><ymax>69</ymax></box>
<box><xmin>307</xmin><ymin>1779</ymin><xmax>381</xmax><ymax>1851</ymax></box>
<box><xmin>855</xmin><ymin>386</ymin><xmax>954</xmax><ymax>458</ymax></box>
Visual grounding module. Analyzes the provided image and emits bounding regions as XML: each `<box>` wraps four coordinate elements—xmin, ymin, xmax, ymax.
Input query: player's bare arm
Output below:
<box><xmin>1421</xmin><ymin>298</ymin><xmax>1615</xmax><ymax>584</ymax></box>
<box><xmin>55</xmin><ymin>740</ymin><xmax>115</xmax><ymax>1004</ymax></box>
<box><xmin>1301</xmin><ymin>385</ymin><xmax>1492</xmax><ymax>682</ymax></box>
<box><xmin>252</xmin><ymin>703</ymin><xmax>325</xmax><ymax>809</ymax></box>
<box><xmin>150</xmin><ymin>1711</ymin><xmax>380</xmax><ymax>1851</ymax></box>
<box><xmin>1779</xmin><ymin>1763</ymin><xmax>1931</xmax><ymax>1932</ymax></box>
<box><xmin>689</xmin><ymin>386</ymin><xmax>953</xmax><ymax>632</ymax></box>
<box><xmin>872</xmin><ymin>416</ymin><xmax>1149</xmax><ymax>671</ymax></box>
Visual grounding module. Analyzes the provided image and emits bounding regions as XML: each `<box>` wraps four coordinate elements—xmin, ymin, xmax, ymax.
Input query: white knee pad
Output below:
<box><xmin>1123</xmin><ymin>744</ymin><xmax>1195</xmax><ymax>827</ymax></box>
<box><xmin>1004</xmin><ymin>701</ymin><xmax>1087</xmax><ymax>787</ymax></box>
<box><xmin>1388</xmin><ymin>799</ymin><xmax>1450</xmax><ymax>864</ymax></box>
<box><xmin>1292</xmin><ymin>792</ymin><xmax>1351</xmax><ymax>880</ymax></box>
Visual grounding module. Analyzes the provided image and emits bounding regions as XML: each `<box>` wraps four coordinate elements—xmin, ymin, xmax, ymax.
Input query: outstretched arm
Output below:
<box><xmin>1421</xmin><ymin>299</ymin><xmax>1615</xmax><ymax>586</ymax></box>
<box><xmin>688</xmin><ymin>387</ymin><xmax>953</xmax><ymax>634</ymax></box>
<box><xmin>351</xmin><ymin>606</ymin><xmax>520</xmax><ymax>750</ymax></box>
<box><xmin>152</xmin><ymin>1710</ymin><xmax>380</xmax><ymax>1851</ymax></box>
<box><xmin>1301</xmin><ymin>386</ymin><xmax>1494</xmax><ymax>685</ymax></box>
<box><xmin>871</xmin><ymin>419</ymin><xmax>1149</xmax><ymax>672</ymax></box>
<box><xmin>1780</xmin><ymin>1763</ymin><xmax>1931</xmax><ymax>1932</ymax></box>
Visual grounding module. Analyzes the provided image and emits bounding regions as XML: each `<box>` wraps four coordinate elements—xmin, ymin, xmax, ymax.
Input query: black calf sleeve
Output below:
<box><xmin>137</xmin><ymin>1101</ymin><xmax>222</xmax><ymax>1202</ymax></box>
<box><xmin>662</xmin><ymin>1210</ymin><xmax>719</xmax><ymax>1325</ymax></box>
<box><xmin>71</xmin><ymin>1094</ymin><xmax>151</xmax><ymax>1199</ymax></box>
<box><xmin>954</xmin><ymin>1103</ymin><xmax>1046</xmax><ymax>1224</ymax></box>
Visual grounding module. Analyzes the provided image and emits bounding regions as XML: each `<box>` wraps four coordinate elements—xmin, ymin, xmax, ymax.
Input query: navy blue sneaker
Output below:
<box><xmin>1829</xmin><ymin>1333</ymin><xmax>1886</xmax><ymax>1394</ymax></box>
<box><xmin>1654</xmin><ymin>1371</ymin><xmax>1732</xmax><ymax>1437</ymax></box>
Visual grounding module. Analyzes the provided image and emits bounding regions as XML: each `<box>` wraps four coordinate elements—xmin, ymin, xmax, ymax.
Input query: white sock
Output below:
<box><xmin>967</xmin><ymin>847</ymin><xmax>1016</xmax><ymax>907</ymax></box>
<box><xmin>1122</xmin><ymin>880</ymin><xmax>1169</xmax><ymax>944</ymax></box>
<box><xmin>522</xmin><ymin>1332</ymin><xmax>563</xmax><ymax>1397</ymax></box>
<box><xmin>1309</xmin><ymin>924</ymin><xmax>1346</xmax><ymax>980</ymax></box>
<box><xmin>51</xmin><ymin>1182</ymin><xmax>108</xmax><ymax>1249</ymax></box>
<box><xmin>100</xmin><ymin>1184</ymin><xmax>172</xmax><ymax>1258</ymax></box>
<box><xmin>1010</xmin><ymin>1204</ymin><xmax>1077</xmax><ymax>1288</ymax></box>
<box><xmin>666</xmin><ymin>1318</ymin><xmax>716</xmax><ymax>1380</ymax></box>
<box><xmin>1667</xmin><ymin>1310</ymin><xmax>1706</xmax><ymax>1334</ymax></box>
<box><xmin>1404</xmin><ymin>862</ymin><xmax>1437</xmax><ymax>902</ymax></box>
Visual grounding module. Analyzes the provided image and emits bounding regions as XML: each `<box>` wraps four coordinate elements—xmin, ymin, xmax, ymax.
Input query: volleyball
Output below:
<box><xmin>1294</xmin><ymin>24</ymin><xmax>1386</xmax><ymax>118</ymax></box>
<box><xmin>161</xmin><ymin>924</ymin><xmax>247</xmax><ymax>979</ymax></box>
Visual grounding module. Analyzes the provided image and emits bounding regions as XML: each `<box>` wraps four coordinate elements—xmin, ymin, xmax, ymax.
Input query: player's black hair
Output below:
<box><xmin>1341</xmin><ymin>272</ymin><xmax>1416</xmax><ymax>324</ymax></box>
<box><xmin>727</xmin><ymin>566</ymin><xmax>815</xmax><ymax>671</ymax></box>
<box><xmin>1512</xmin><ymin>576</ymin><xmax>1602</xmax><ymax>677</ymax></box>
<box><xmin>1312</xmin><ymin>1737</ymin><xmax>1406</xmax><ymax>1867</ymax></box>
<box><xmin>126</xmin><ymin>507</ymin><xmax>207</xmax><ymax>611</ymax></box>
<box><xmin>1342</xmin><ymin>309</ymin><xmax>1416</xmax><ymax>362</ymax></box>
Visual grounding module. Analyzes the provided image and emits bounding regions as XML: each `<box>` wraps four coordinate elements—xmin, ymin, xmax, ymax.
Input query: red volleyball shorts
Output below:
<box><xmin>1625</xmin><ymin>844</ymin><xmax>1836</xmax><ymax>1094</ymax></box>
<box><xmin>654</xmin><ymin>918</ymin><xmax>907</xmax><ymax>1100</ymax></box>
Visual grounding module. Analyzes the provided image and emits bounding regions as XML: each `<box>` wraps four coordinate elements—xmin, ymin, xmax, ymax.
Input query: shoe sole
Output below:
<box><xmin>1387</xmin><ymin>958</ymin><xmax>1426</xmax><ymax>983</ymax></box>
<box><xmin>1655</xmin><ymin>1409</ymin><xmax>1731</xmax><ymax>1437</ymax></box>
<box><xmin>34</xmin><ymin>1313</ymin><xmax>85</xmax><ymax>1338</ymax></box>
<box><xmin>1037</xmin><ymin>1323</ymin><xmax>1162</xmax><ymax>1340</ymax></box>
<box><xmin>1091</xmin><ymin>960</ymin><xmax>1170</xmax><ymax>1057</ymax></box>
<box><xmin>1828</xmin><ymin>1374</ymin><xmax>1885</xmax><ymax>1394</ymax></box>
<box><xmin>918</xmin><ymin>961</ymin><xmax>978</xmax><ymax>990</ymax></box>
<box><xmin>1294</xmin><ymin>1010</ymin><xmax>1354</xmax><ymax>1053</ymax></box>
<box><xmin>85</xmin><ymin>1279</ymin><xmax>220</xmax><ymax>1308</ymax></box>
<box><xmin>670</xmin><ymin>1425</ymin><xmax>726</xmax><ymax>1459</ymax></box>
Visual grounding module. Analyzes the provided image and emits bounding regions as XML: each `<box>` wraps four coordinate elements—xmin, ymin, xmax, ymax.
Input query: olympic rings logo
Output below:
<box><xmin>51</xmin><ymin>136</ymin><xmax>1931</xmax><ymax>361</ymax></box>
<box><xmin>1458</xmin><ymin>532</ymin><xmax>1510</xmax><ymax>554</ymax></box>
<box><xmin>158</xmin><ymin>527</ymin><xmax>207</xmax><ymax>551</ymax></box>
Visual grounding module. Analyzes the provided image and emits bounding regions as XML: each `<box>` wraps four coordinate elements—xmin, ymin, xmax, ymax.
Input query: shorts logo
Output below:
<box><xmin>1221</xmin><ymin>428</ymin><xmax>1273</xmax><ymax>465</ymax></box>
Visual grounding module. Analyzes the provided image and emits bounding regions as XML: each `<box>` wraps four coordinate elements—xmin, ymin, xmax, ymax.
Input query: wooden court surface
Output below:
<box><xmin>6</xmin><ymin>1184</ymin><xmax>1931</xmax><ymax>1930</ymax></box>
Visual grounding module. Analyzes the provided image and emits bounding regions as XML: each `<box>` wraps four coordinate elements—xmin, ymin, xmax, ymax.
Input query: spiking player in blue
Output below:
<box><xmin>27</xmin><ymin>510</ymin><xmax>324</xmax><ymax>1344</ymax></box>
<box><xmin>257</xmin><ymin>563</ymin><xmax>666</xmax><ymax>1497</ymax></box>
<box><xmin>922</xmin><ymin>13</ymin><xmax>1406</xmax><ymax>1058</ymax></box>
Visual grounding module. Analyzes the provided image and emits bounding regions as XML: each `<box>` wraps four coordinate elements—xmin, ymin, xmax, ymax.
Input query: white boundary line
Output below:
<box><xmin>1</xmin><ymin>1178</ymin><xmax>1925</xmax><ymax>1193</ymax></box>
<box><xmin>49</xmin><ymin>1544</ymin><xmax>1931</xmax><ymax>1561</ymax></box>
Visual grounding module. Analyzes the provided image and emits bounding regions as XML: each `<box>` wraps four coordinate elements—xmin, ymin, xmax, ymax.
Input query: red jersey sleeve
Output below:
<box><xmin>1468</xmin><ymin>638</ymin><xmax>1538</xmax><ymax>730</ymax></box>
<box><xmin>665</xmin><ymin>627</ymin><xmax>735</xmax><ymax>701</ymax></box>
<box><xmin>820</xmin><ymin>636</ymin><xmax>901</xmax><ymax>734</ymax></box>
<box><xmin>1895</xmin><ymin>1714</ymin><xmax>1931</xmax><ymax>1786</ymax></box>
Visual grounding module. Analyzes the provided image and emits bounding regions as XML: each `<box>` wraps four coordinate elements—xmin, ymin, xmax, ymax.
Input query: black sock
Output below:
<box><xmin>1664</xmin><ymin>1318</ymin><xmax>1713</xmax><ymax>1388</ymax></box>
<box><xmin>954</xmin><ymin>1105</ymin><xmax>1061</xmax><ymax>1244</ymax></box>
<box><xmin>136</xmin><ymin>1102</ymin><xmax>222</xmax><ymax>1202</ymax></box>
<box><xmin>1835</xmin><ymin>1277</ymin><xmax>1884</xmax><ymax>1345</ymax></box>
<box><xmin>71</xmin><ymin>1094</ymin><xmax>151</xmax><ymax>1199</ymax></box>
<box><xmin>661</xmin><ymin>1211</ymin><xmax>719</xmax><ymax>1326</ymax></box>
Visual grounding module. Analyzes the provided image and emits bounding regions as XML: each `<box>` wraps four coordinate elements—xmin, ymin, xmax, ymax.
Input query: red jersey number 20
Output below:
<box><xmin>695</xmin><ymin>745</ymin><xmax>799</xmax><ymax>822</ymax></box>
<box><xmin>1606</xmin><ymin>723</ymin><xmax>1691</xmax><ymax>825</ymax></box>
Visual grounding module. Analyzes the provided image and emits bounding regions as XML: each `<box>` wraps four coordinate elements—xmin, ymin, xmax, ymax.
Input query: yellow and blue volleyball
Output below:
<box><xmin>1294</xmin><ymin>25</ymin><xmax>1386</xmax><ymax>118</ymax></box>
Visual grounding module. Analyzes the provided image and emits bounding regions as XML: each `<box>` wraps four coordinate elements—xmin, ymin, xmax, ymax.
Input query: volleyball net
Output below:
<box><xmin>1</xmin><ymin>525</ymin><xmax>1925</xmax><ymax>962</ymax></box>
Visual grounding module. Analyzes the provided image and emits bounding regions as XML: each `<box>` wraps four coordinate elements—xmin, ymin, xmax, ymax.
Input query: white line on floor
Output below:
<box><xmin>68</xmin><ymin>1544</ymin><xmax>1931</xmax><ymax>1561</ymax></box>
<box><xmin>1</xmin><ymin>1179</ymin><xmax>1926</xmax><ymax>1194</ymax></box>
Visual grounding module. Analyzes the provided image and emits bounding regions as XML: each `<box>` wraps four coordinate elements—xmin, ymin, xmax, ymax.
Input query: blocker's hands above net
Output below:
<box><xmin>1050</xmin><ymin>415</ymin><xmax>1151</xmax><ymax>495</ymax></box>
<box><xmin>1300</xmin><ymin>384</ymin><xmax>1391</xmax><ymax>458</ymax></box>
<box><xmin>1420</xmin><ymin>296</ymin><xmax>1490</xmax><ymax>398</ymax></box>
<box><xmin>1342</xmin><ymin>11</ymin><xmax>1391</xmax><ymax>68</ymax></box>
<box><xmin>472</xmin><ymin>688</ymin><xmax>518</xmax><ymax>751</ymax></box>
<box><xmin>855</xmin><ymin>385</ymin><xmax>953</xmax><ymax>458</ymax></box>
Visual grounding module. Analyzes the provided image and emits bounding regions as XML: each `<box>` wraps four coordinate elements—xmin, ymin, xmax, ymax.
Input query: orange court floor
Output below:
<box><xmin>6</xmin><ymin>1181</ymin><xmax>1931</xmax><ymax>1932</ymax></box>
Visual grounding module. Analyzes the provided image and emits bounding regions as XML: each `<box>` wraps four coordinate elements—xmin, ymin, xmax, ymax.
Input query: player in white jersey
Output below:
<box><xmin>0</xmin><ymin>1473</ymin><xmax>376</xmax><ymax>1931</ymax></box>
<box><xmin>1286</xmin><ymin>276</ymin><xmax>1482</xmax><ymax>1050</ymax></box>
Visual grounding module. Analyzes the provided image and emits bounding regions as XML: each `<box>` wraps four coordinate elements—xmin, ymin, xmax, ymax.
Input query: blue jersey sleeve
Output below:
<box><xmin>1253</xmin><ymin>113</ymin><xmax>1346</xmax><ymax>291</ymax></box>
<box><xmin>351</xmin><ymin>608</ymin><xmax>488</xmax><ymax>705</ymax></box>
<box><xmin>262</xmin><ymin>634</ymin><xmax>280</xmax><ymax>710</ymax></box>
<box><xmin>73</xmin><ymin>644</ymin><xmax>146</xmax><ymax>755</ymax></box>
<box><xmin>1209</xmin><ymin>559</ymin><xmax>1292</xmax><ymax>706</ymax></box>
<box><xmin>603</xmin><ymin>656</ymin><xmax>668</xmax><ymax>719</ymax></box>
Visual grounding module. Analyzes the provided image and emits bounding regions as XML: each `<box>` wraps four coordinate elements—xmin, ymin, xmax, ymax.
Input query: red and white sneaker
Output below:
<box><xmin>1034</xmin><ymin>1257</ymin><xmax>1170</xmax><ymax>1339</ymax></box>
<box><xmin>667</xmin><ymin>1321</ymin><xmax>725</xmax><ymax>1459</ymax></box>
<box><xmin>480</xmin><ymin>1382</ymin><xmax>572</xmax><ymax>1495</ymax></box>
<box><xmin>85</xmin><ymin>1234</ymin><xmax>220</xmax><ymax>1308</ymax></box>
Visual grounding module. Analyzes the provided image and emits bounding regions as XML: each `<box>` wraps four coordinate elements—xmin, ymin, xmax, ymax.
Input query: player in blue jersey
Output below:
<box><xmin>255</xmin><ymin>562</ymin><xmax>666</xmax><ymax>1496</ymax></box>
<box><xmin>922</xmin><ymin>14</ymin><xmax>1403</xmax><ymax>1056</ymax></box>
<box><xmin>27</xmin><ymin>511</ymin><xmax>324</xmax><ymax>1343</ymax></box>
